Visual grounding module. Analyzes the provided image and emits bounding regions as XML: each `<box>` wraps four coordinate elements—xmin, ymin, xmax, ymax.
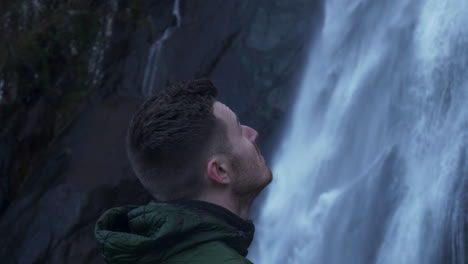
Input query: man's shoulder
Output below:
<box><xmin>95</xmin><ymin>202</ymin><xmax>255</xmax><ymax>263</ymax></box>
<box><xmin>163</xmin><ymin>240</ymin><xmax>253</xmax><ymax>264</ymax></box>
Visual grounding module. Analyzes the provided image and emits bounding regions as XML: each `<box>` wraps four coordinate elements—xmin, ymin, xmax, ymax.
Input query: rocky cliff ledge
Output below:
<box><xmin>0</xmin><ymin>0</ymin><xmax>322</xmax><ymax>263</ymax></box>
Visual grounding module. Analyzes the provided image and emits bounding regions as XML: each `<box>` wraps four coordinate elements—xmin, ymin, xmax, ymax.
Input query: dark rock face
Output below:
<box><xmin>0</xmin><ymin>0</ymin><xmax>106</xmax><ymax>212</ymax></box>
<box><xmin>119</xmin><ymin>0</ymin><xmax>324</xmax><ymax>157</ymax></box>
<box><xmin>0</xmin><ymin>0</ymin><xmax>323</xmax><ymax>262</ymax></box>
<box><xmin>0</xmin><ymin>95</ymin><xmax>152</xmax><ymax>263</ymax></box>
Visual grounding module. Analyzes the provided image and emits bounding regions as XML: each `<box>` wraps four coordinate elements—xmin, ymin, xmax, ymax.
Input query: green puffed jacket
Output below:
<box><xmin>94</xmin><ymin>202</ymin><xmax>255</xmax><ymax>264</ymax></box>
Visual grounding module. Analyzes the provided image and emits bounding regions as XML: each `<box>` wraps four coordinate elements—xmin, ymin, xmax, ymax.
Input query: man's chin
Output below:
<box><xmin>258</xmin><ymin>167</ymin><xmax>273</xmax><ymax>191</ymax></box>
<box><xmin>265</xmin><ymin>166</ymin><xmax>273</xmax><ymax>183</ymax></box>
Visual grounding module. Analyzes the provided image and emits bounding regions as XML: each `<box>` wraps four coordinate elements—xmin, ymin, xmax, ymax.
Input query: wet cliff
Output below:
<box><xmin>0</xmin><ymin>0</ymin><xmax>322</xmax><ymax>263</ymax></box>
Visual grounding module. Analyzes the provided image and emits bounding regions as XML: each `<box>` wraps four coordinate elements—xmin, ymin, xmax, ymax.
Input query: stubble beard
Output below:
<box><xmin>230</xmin><ymin>153</ymin><xmax>272</xmax><ymax>200</ymax></box>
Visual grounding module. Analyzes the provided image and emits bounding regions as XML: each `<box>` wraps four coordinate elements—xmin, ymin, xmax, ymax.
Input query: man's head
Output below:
<box><xmin>126</xmin><ymin>79</ymin><xmax>272</xmax><ymax>203</ymax></box>
<box><xmin>209</xmin><ymin>102</ymin><xmax>272</xmax><ymax>200</ymax></box>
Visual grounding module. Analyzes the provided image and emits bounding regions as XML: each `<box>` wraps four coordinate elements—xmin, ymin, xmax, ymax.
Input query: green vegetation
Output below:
<box><xmin>2</xmin><ymin>1</ymin><xmax>102</xmax><ymax>120</ymax></box>
<box><xmin>0</xmin><ymin>0</ymin><xmax>105</xmax><ymax>203</ymax></box>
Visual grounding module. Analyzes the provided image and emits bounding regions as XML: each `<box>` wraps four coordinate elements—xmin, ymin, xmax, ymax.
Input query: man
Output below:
<box><xmin>95</xmin><ymin>79</ymin><xmax>272</xmax><ymax>263</ymax></box>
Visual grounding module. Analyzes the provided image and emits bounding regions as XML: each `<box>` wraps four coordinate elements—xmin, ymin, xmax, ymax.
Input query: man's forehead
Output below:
<box><xmin>213</xmin><ymin>101</ymin><xmax>232</xmax><ymax>115</ymax></box>
<box><xmin>213</xmin><ymin>101</ymin><xmax>238</xmax><ymax>122</ymax></box>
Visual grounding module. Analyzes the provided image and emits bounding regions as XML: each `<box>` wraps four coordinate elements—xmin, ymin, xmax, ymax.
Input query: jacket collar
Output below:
<box><xmin>152</xmin><ymin>199</ymin><xmax>255</xmax><ymax>256</ymax></box>
<box><xmin>172</xmin><ymin>200</ymin><xmax>254</xmax><ymax>233</ymax></box>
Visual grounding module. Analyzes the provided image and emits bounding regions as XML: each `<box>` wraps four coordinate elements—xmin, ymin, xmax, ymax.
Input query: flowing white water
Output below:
<box><xmin>251</xmin><ymin>0</ymin><xmax>467</xmax><ymax>263</ymax></box>
<box><xmin>0</xmin><ymin>79</ymin><xmax>4</xmax><ymax>103</ymax></box>
<box><xmin>142</xmin><ymin>0</ymin><xmax>181</xmax><ymax>97</ymax></box>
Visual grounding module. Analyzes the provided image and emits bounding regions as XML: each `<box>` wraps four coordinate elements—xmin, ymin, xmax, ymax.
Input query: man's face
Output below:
<box><xmin>212</xmin><ymin>101</ymin><xmax>273</xmax><ymax>197</ymax></box>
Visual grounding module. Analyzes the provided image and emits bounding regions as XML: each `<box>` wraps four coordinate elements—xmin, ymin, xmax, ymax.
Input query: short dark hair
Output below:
<box><xmin>126</xmin><ymin>79</ymin><xmax>230</xmax><ymax>201</ymax></box>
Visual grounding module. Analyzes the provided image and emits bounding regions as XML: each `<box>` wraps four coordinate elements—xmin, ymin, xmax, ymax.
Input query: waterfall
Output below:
<box><xmin>142</xmin><ymin>0</ymin><xmax>181</xmax><ymax>97</ymax></box>
<box><xmin>88</xmin><ymin>0</ymin><xmax>119</xmax><ymax>88</ymax></box>
<box><xmin>251</xmin><ymin>0</ymin><xmax>467</xmax><ymax>263</ymax></box>
<box><xmin>0</xmin><ymin>79</ymin><xmax>4</xmax><ymax>103</ymax></box>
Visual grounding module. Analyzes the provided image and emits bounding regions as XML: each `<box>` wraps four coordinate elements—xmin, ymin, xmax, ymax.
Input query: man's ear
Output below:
<box><xmin>206</xmin><ymin>157</ymin><xmax>231</xmax><ymax>185</ymax></box>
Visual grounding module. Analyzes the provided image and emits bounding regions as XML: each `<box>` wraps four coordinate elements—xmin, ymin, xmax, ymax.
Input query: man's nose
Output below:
<box><xmin>243</xmin><ymin>125</ymin><xmax>259</xmax><ymax>143</ymax></box>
